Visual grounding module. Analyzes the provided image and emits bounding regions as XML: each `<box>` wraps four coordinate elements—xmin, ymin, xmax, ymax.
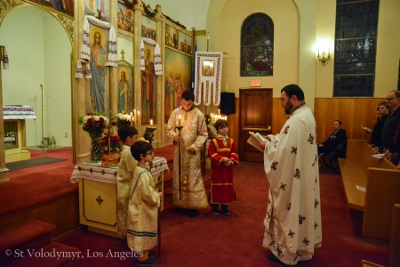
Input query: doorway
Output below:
<box><xmin>0</xmin><ymin>7</ymin><xmax>72</xmax><ymax>148</ymax></box>
<box><xmin>238</xmin><ymin>88</ymin><xmax>272</xmax><ymax>162</ymax></box>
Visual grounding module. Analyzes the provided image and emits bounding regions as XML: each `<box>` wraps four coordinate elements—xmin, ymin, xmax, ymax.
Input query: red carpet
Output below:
<box><xmin>0</xmin><ymin>147</ymin><xmax>77</xmax><ymax>216</ymax></box>
<box><xmin>59</xmin><ymin>162</ymin><xmax>390</xmax><ymax>267</ymax></box>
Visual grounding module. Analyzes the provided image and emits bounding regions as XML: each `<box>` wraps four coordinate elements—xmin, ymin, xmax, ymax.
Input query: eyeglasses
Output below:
<box><xmin>386</xmin><ymin>97</ymin><xmax>396</xmax><ymax>101</ymax></box>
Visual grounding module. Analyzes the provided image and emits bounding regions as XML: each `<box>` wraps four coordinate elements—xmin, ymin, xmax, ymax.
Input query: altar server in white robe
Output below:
<box><xmin>260</xmin><ymin>84</ymin><xmax>322</xmax><ymax>265</ymax></box>
<box><xmin>166</xmin><ymin>90</ymin><xmax>208</xmax><ymax>218</ymax></box>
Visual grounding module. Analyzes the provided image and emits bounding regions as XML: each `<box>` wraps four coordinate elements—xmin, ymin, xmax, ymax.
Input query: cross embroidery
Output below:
<box><xmin>314</xmin><ymin>222</ymin><xmax>319</xmax><ymax>229</ymax></box>
<box><xmin>299</xmin><ymin>214</ymin><xmax>306</xmax><ymax>224</ymax></box>
<box><xmin>291</xmin><ymin>146</ymin><xmax>297</xmax><ymax>154</ymax></box>
<box><xmin>287</xmin><ymin>202</ymin><xmax>291</xmax><ymax>210</ymax></box>
<box><xmin>280</xmin><ymin>183</ymin><xmax>287</xmax><ymax>190</ymax></box>
<box><xmin>294</xmin><ymin>168</ymin><xmax>300</xmax><ymax>179</ymax></box>
<box><xmin>315</xmin><ymin>199</ymin><xmax>320</xmax><ymax>208</ymax></box>
<box><xmin>284</xmin><ymin>126</ymin><xmax>290</xmax><ymax>134</ymax></box>
<box><xmin>96</xmin><ymin>196</ymin><xmax>103</xmax><ymax>205</ymax></box>
<box><xmin>276</xmin><ymin>246</ymin><xmax>283</xmax><ymax>256</ymax></box>
<box><xmin>312</xmin><ymin>155</ymin><xmax>317</xmax><ymax>166</ymax></box>
<box><xmin>308</xmin><ymin>134</ymin><xmax>314</xmax><ymax>144</ymax></box>
<box><xmin>271</xmin><ymin>161</ymin><xmax>278</xmax><ymax>170</ymax></box>
<box><xmin>288</xmin><ymin>230</ymin><xmax>295</xmax><ymax>238</ymax></box>
<box><xmin>302</xmin><ymin>237</ymin><xmax>310</xmax><ymax>246</ymax></box>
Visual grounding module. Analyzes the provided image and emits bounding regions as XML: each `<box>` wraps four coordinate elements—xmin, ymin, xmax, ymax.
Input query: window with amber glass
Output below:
<box><xmin>334</xmin><ymin>0</ymin><xmax>379</xmax><ymax>96</ymax></box>
<box><xmin>240</xmin><ymin>13</ymin><xmax>274</xmax><ymax>77</ymax></box>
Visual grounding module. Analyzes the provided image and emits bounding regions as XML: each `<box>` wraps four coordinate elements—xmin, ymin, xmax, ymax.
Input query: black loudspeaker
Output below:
<box><xmin>220</xmin><ymin>92</ymin><xmax>235</xmax><ymax>115</ymax></box>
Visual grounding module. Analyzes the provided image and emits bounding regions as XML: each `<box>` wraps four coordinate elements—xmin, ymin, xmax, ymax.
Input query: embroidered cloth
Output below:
<box><xmin>70</xmin><ymin>156</ymin><xmax>169</xmax><ymax>184</ymax></box>
<box><xmin>3</xmin><ymin>106</ymin><xmax>36</xmax><ymax>120</ymax></box>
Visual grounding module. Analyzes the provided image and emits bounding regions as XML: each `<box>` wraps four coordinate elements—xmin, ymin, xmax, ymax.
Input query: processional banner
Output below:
<box><xmin>193</xmin><ymin>52</ymin><xmax>223</xmax><ymax>106</ymax></box>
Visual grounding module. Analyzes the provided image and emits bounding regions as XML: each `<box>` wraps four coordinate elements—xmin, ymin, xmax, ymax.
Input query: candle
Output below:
<box><xmin>130</xmin><ymin>112</ymin><xmax>133</xmax><ymax>126</ymax></box>
<box><xmin>137</xmin><ymin>111</ymin><xmax>140</xmax><ymax>123</ymax></box>
<box><xmin>218</xmin><ymin>109</ymin><xmax>220</xmax><ymax>115</ymax></box>
<box><xmin>178</xmin><ymin>115</ymin><xmax>181</xmax><ymax>126</ymax></box>
<box><xmin>226</xmin><ymin>84</ymin><xmax>228</xmax><ymax>90</ymax></box>
<box><xmin>150</xmin><ymin>119</ymin><xmax>153</xmax><ymax>127</ymax></box>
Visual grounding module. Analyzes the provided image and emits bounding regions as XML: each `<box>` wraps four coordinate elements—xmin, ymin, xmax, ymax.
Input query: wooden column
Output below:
<box><xmin>0</xmin><ymin>45</ymin><xmax>10</xmax><ymax>182</ymax></box>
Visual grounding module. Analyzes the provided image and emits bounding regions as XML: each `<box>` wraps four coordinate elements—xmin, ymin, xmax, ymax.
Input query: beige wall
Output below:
<box><xmin>206</xmin><ymin>0</ymin><xmax>400</xmax><ymax>101</ymax></box>
<box><xmin>210</xmin><ymin>0</ymin><xmax>300</xmax><ymax>98</ymax></box>
<box><xmin>375</xmin><ymin>0</ymin><xmax>400</xmax><ymax>97</ymax></box>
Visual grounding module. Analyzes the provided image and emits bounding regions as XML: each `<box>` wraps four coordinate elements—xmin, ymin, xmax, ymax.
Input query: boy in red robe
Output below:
<box><xmin>208</xmin><ymin>119</ymin><xmax>239</xmax><ymax>215</ymax></box>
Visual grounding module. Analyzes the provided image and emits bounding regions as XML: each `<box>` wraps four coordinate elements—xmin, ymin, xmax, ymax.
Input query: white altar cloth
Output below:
<box><xmin>3</xmin><ymin>106</ymin><xmax>36</xmax><ymax>120</ymax></box>
<box><xmin>70</xmin><ymin>156</ymin><xmax>169</xmax><ymax>184</ymax></box>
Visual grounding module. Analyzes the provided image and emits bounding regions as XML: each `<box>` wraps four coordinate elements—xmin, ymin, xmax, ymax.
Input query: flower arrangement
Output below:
<box><xmin>78</xmin><ymin>112</ymin><xmax>109</xmax><ymax>138</ymax></box>
<box><xmin>113</xmin><ymin>112</ymin><xmax>134</xmax><ymax>128</ymax></box>
<box><xmin>143</xmin><ymin>2</ymin><xmax>158</xmax><ymax>17</ymax></box>
<box><xmin>122</xmin><ymin>0</ymin><xmax>137</xmax><ymax>9</ymax></box>
<box><xmin>163</xmin><ymin>14</ymin><xmax>186</xmax><ymax>29</ymax></box>
<box><xmin>101</xmin><ymin>135</ymin><xmax>122</xmax><ymax>153</ymax></box>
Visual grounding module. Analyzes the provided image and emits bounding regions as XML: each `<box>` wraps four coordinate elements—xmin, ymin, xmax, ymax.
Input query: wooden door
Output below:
<box><xmin>239</xmin><ymin>89</ymin><xmax>273</xmax><ymax>162</ymax></box>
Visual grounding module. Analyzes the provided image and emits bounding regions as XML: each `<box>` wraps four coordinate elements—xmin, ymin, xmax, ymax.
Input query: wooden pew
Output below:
<box><xmin>361</xmin><ymin>204</ymin><xmax>400</xmax><ymax>267</ymax></box>
<box><xmin>390</xmin><ymin>204</ymin><xmax>400</xmax><ymax>267</ymax></box>
<box><xmin>338</xmin><ymin>139</ymin><xmax>400</xmax><ymax>240</ymax></box>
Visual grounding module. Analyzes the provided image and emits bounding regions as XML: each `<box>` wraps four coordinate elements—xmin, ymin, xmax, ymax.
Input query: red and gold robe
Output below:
<box><xmin>208</xmin><ymin>136</ymin><xmax>239</xmax><ymax>204</ymax></box>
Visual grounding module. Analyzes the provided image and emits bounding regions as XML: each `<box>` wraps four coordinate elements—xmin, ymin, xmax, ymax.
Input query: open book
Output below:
<box><xmin>247</xmin><ymin>131</ymin><xmax>267</xmax><ymax>152</ymax></box>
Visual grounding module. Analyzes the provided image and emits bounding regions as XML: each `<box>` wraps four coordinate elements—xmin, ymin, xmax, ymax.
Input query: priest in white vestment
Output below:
<box><xmin>261</xmin><ymin>84</ymin><xmax>322</xmax><ymax>265</ymax></box>
<box><xmin>166</xmin><ymin>90</ymin><xmax>209</xmax><ymax>218</ymax></box>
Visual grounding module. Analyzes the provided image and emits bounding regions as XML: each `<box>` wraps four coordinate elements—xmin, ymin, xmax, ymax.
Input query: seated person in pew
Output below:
<box><xmin>318</xmin><ymin>120</ymin><xmax>347</xmax><ymax>156</ymax></box>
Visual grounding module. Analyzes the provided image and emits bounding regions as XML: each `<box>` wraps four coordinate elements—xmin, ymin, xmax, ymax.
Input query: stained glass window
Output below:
<box><xmin>240</xmin><ymin>13</ymin><xmax>274</xmax><ymax>77</ymax></box>
<box><xmin>334</xmin><ymin>0</ymin><xmax>379</xmax><ymax>96</ymax></box>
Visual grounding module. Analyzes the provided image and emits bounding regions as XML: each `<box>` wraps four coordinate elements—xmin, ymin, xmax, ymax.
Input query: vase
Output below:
<box><xmin>91</xmin><ymin>136</ymin><xmax>102</xmax><ymax>163</ymax></box>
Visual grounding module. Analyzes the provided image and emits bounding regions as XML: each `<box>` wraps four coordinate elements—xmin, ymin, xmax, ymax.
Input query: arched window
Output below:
<box><xmin>241</xmin><ymin>13</ymin><xmax>274</xmax><ymax>77</ymax></box>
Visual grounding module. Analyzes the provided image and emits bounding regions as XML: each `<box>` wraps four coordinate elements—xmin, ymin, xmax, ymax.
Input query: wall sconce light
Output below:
<box><xmin>317</xmin><ymin>49</ymin><xmax>331</xmax><ymax>65</ymax></box>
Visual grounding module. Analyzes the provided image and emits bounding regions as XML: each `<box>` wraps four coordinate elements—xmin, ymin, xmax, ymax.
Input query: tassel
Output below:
<box><xmin>75</xmin><ymin>61</ymin><xmax>84</xmax><ymax>79</ymax></box>
<box><xmin>3</xmin><ymin>46</ymin><xmax>9</xmax><ymax>70</ymax></box>
<box><xmin>86</xmin><ymin>63</ymin><xmax>92</xmax><ymax>79</ymax></box>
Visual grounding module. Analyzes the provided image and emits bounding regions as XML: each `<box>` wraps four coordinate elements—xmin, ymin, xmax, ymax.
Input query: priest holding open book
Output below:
<box><xmin>259</xmin><ymin>84</ymin><xmax>322</xmax><ymax>265</ymax></box>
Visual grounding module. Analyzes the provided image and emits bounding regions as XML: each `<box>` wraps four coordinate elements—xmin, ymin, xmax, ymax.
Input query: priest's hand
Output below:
<box><xmin>187</xmin><ymin>147</ymin><xmax>196</xmax><ymax>155</ymax></box>
<box><xmin>262</xmin><ymin>135</ymin><xmax>271</xmax><ymax>141</ymax></box>
<box><xmin>259</xmin><ymin>141</ymin><xmax>267</xmax><ymax>151</ymax></box>
<box><xmin>173</xmin><ymin>135</ymin><xmax>182</xmax><ymax>144</ymax></box>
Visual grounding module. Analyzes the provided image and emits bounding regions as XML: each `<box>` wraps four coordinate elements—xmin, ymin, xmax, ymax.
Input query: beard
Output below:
<box><xmin>283</xmin><ymin>101</ymin><xmax>293</xmax><ymax>115</ymax></box>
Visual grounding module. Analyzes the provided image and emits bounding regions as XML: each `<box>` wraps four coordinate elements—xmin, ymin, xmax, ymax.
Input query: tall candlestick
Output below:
<box><xmin>130</xmin><ymin>112</ymin><xmax>133</xmax><ymax>126</ymax></box>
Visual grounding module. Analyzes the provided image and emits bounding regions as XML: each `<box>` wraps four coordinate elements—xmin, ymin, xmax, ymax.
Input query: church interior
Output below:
<box><xmin>0</xmin><ymin>0</ymin><xmax>399</xmax><ymax>266</ymax></box>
